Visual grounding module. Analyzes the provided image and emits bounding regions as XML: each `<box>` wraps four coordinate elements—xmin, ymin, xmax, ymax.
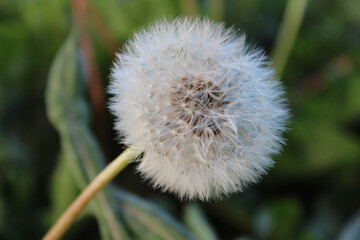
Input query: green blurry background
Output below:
<box><xmin>0</xmin><ymin>0</ymin><xmax>360</xmax><ymax>239</ymax></box>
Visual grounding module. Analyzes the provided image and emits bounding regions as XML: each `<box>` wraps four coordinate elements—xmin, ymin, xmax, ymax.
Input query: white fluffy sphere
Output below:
<box><xmin>109</xmin><ymin>17</ymin><xmax>289</xmax><ymax>200</ymax></box>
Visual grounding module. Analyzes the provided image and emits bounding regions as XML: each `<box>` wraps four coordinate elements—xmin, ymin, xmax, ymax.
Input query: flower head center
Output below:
<box><xmin>170</xmin><ymin>76</ymin><xmax>227</xmax><ymax>137</ymax></box>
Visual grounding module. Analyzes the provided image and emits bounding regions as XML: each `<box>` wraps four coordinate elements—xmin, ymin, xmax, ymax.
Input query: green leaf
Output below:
<box><xmin>47</xmin><ymin>152</ymin><xmax>82</xmax><ymax>224</ymax></box>
<box><xmin>113</xmin><ymin>189</ymin><xmax>197</xmax><ymax>240</ymax></box>
<box><xmin>183</xmin><ymin>204</ymin><xmax>218</xmax><ymax>240</ymax></box>
<box><xmin>45</xmin><ymin>29</ymin><xmax>129</xmax><ymax>240</ymax></box>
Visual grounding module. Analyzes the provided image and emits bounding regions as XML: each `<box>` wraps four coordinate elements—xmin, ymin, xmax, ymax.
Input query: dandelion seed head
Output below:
<box><xmin>109</xmin><ymin>17</ymin><xmax>289</xmax><ymax>201</ymax></box>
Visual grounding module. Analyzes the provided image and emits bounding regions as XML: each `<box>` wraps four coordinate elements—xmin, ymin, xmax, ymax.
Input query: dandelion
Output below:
<box><xmin>109</xmin><ymin>17</ymin><xmax>289</xmax><ymax>201</ymax></box>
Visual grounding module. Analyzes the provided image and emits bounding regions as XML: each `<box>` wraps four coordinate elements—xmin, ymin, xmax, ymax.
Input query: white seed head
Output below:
<box><xmin>109</xmin><ymin>17</ymin><xmax>289</xmax><ymax>201</ymax></box>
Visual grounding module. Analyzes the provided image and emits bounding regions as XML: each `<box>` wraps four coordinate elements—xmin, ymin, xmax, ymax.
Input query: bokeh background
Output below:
<box><xmin>1</xmin><ymin>0</ymin><xmax>360</xmax><ymax>239</ymax></box>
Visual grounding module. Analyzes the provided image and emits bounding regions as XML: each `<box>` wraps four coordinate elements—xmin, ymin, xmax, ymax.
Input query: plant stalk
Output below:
<box><xmin>272</xmin><ymin>0</ymin><xmax>308</xmax><ymax>74</ymax></box>
<box><xmin>43</xmin><ymin>147</ymin><xmax>139</xmax><ymax>240</ymax></box>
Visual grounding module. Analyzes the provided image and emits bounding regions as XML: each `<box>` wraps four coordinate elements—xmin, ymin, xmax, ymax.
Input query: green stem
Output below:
<box><xmin>209</xmin><ymin>0</ymin><xmax>224</xmax><ymax>21</ymax></box>
<box><xmin>180</xmin><ymin>0</ymin><xmax>198</xmax><ymax>16</ymax></box>
<box><xmin>272</xmin><ymin>0</ymin><xmax>308</xmax><ymax>74</ymax></box>
<box><xmin>43</xmin><ymin>147</ymin><xmax>140</xmax><ymax>240</ymax></box>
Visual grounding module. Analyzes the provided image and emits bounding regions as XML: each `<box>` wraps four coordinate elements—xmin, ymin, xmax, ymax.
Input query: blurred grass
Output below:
<box><xmin>0</xmin><ymin>0</ymin><xmax>360</xmax><ymax>239</ymax></box>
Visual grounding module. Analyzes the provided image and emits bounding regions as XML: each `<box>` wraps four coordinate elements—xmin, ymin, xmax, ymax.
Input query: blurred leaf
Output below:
<box><xmin>338</xmin><ymin>212</ymin><xmax>360</xmax><ymax>240</ymax></box>
<box><xmin>113</xmin><ymin>189</ymin><xmax>196</xmax><ymax>240</ymax></box>
<box><xmin>0</xmin><ymin>197</ymin><xmax>3</xmax><ymax>232</ymax></box>
<box><xmin>233</xmin><ymin>237</ymin><xmax>253</xmax><ymax>240</ymax></box>
<box><xmin>183</xmin><ymin>204</ymin><xmax>218</xmax><ymax>240</ymax></box>
<box><xmin>296</xmin><ymin>231</ymin><xmax>319</xmax><ymax>240</ymax></box>
<box><xmin>254</xmin><ymin>198</ymin><xmax>302</xmax><ymax>240</ymax></box>
<box><xmin>46</xmin><ymin>29</ymin><xmax>129</xmax><ymax>240</ymax></box>
<box><xmin>47</xmin><ymin>152</ymin><xmax>81</xmax><ymax>223</ymax></box>
<box><xmin>207</xmin><ymin>196</ymin><xmax>254</xmax><ymax>233</ymax></box>
<box><xmin>304</xmin><ymin>201</ymin><xmax>339</xmax><ymax>240</ymax></box>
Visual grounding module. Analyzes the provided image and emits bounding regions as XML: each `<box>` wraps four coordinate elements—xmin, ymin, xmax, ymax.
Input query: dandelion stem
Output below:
<box><xmin>272</xmin><ymin>0</ymin><xmax>308</xmax><ymax>74</ymax></box>
<box><xmin>43</xmin><ymin>147</ymin><xmax>140</xmax><ymax>240</ymax></box>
